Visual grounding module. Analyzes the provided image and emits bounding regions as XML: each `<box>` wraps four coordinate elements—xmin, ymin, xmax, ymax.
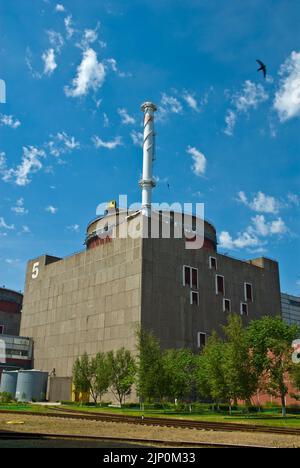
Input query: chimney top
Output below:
<box><xmin>141</xmin><ymin>102</ymin><xmax>157</xmax><ymax>112</ymax></box>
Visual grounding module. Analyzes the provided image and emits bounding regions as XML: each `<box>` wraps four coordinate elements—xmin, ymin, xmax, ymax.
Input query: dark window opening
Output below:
<box><xmin>184</xmin><ymin>266</ymin><xmax>191</xmax><ymax>286</ymax></box>
<box><xmin>216</xmin><ymin>275</ymin><xmax>225</xmax><ymax>295</ymax></box>
<box><xmin>245</xmin><ymin>283</ymin><xmax>253</xmax><ymax>302</ymax></box>
<box><xmin>190</xmin><ymin>291</ymin><xmax>199</xmax><ymax>306</ymax></box>
<box><xmin>209</xmin><ymin>257</ymin><xmax>217</xmax><ymax>270</ymax></box>
<box><xmin>241</xmin><ymin>303</ymin><xmax>248</xmax><ymax>316</ymax></box>
<box><xmin>0</xmin><ymin>325</ymin><xmax>4</xmax><ymax>335</ymax></box>
<box><xmin>223</xmin><ymin>299</ymin><xmax>231</xmax><ymax>312</ymax></box>
<box><xmin>198</xmin><ymin>332</ymin><xmax>206</xmax><ymax>350</ymax></box>
<box><xmin>183</xmin><ymin>266</ymin><xmax>198</xmax><ymax>289</ymax></box>
<box><xmin>192</xmin><ymin>268</ymin><xmax>198</xmax><ymax>289</ymax></box>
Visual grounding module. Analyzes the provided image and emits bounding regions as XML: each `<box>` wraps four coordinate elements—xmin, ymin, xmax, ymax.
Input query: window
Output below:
<box><xmin>190</xmin><ymin>291</ymin><xmax>199</xmax><ymax>306</ymax></box>
<box><xmin>209</xmin><ymin>256</ymin><xmax>217</xmax><ymax>270</ymax></box>
<box><xmin>244</xmin><ymin>283</ymin><xmax>253</xmax><ymax>302</ymax></box>
<box><xmin>223</xmin><ymin>299</ymin><xmax>231</xmax><ymax>312</ymax></box>
<box><xmin>215</xmin><ymin>275</ymin><xmax>225</xmax><ymax>295</ymax></box>
<box><xmin>183</xmin><ymin>266</ymin><xmax>198</xmax><ymax>289</ymax></box>
<box><xmin>0</xmin><ymin>325</ymin><xmax>4</xmax><ymax>335</ymax></box>
<box><xmin>197</xmin><ymin>332</ymin><xmax>206</xmax><ymax>350</ymax></box>
<box><xmin>240</xmin><ymin>302</ymin><xmax>248</xmax><ymax>316</ymax></box>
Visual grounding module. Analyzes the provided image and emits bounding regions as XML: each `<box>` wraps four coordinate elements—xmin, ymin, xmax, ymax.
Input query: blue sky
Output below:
<box><xmin>0</xmin><ymin>0</ymin><xmax>299</xmax><ymax>297</ymax></box>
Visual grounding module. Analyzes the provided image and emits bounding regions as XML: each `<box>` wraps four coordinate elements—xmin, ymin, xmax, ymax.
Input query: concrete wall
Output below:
<box><xmin>20</xmin><ymin>212</ymin><xmax>281</xmax><ymax>387</ymax></box>
<box><xmin>20</xmin><ymin>236</ymin><xmax>142</xmax><ymax>377</ymax></box>
<box><xmin>0</xmin><ymin>311</ymin><xmax>21</xmax><ymax>336</ymax></box>
<box><xmin>48</xmin><ymin>377</ymin><xmax>72</xmax><ymax>402</ymax></box>
<box><xmin>141</xmin><ymin>236</ymin><xmax>281</xmax><ymax>351</ymax></box>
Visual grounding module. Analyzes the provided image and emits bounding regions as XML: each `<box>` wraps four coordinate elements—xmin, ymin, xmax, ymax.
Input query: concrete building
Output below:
<box><xmin>281</xmin><ymin>293</ymin><xmax>300</xmax><ymax>327</ymax></box>
<box><xmin>19</xmin><ymin>102</ymin><xmax>282</xmax><ymax>399</ymax></box>
<box><xmin>0</xmin><ymin>287</ymin><xmax>33</xmax><ymax>378</ymax></box>
<box><xmin>0</xmin><ymin>287</ymin><xmax>23</xmax><ymax>336</ymax></box>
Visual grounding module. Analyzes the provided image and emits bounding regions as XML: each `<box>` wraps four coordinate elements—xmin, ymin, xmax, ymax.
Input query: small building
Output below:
<box><xmin>0</xmin><ymin>287</ymin><xmax>33</xmax><ymax>380</ymax></box>
<box><xmin>0</xmin><ymin>287</ymin><xmax>23</xmax><ymax>336</ymax></box>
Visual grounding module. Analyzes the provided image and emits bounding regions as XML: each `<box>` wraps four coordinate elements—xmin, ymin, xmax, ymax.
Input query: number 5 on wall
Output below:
<box><xmin>32</xmin><ymin>262</ymin><xmax>40</xmax><ymax>279</ymax></box>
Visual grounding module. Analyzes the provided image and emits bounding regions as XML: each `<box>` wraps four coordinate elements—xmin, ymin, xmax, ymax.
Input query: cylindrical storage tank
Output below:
<box><xmin>15</xmin><ymin>370</ymin><xmax>48</xmax><ymax>402</ymax></box>
<box><xmin>0</xmin><ymin>371</ymin><xmax>18</xmax><ymax>397</ymax></box>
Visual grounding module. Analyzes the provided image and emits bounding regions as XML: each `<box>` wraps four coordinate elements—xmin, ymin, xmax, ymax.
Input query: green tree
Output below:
<box><xmin>136</xmin><ymin>328</ymin><xmax>166</xmax><ymax>402</ymax></box>
<box><xmin>72</xmin><ymin>352</ymin><xmax>91</xmax><ymax>398</ymax></box>
<box><xmin>107</xmin><ymin>348</ymin><xmax>136</xmax><ymax>406</ymax></box>
<box><xmin>89</xmin><ymin>352</ymin><xmax>111</xmax><ymax>404</ymax></box>
<box><xmin>196</xmin><ymin>332</ymin><xmax>230</xmax><ymax>409</ymax></box>
<box><xmin>247</xmin><ymin>316</ymin><xmax>300</xmax><ymax>417</ymax></box>
<box><xmin>162</xmin><ymin>348</ymin><xmax>196</xmax><ymax>403</ymax></box>
<box><xmin>222</xmin><ymin>314</ymin><xmax>259</xmax><ymax>407</ymax></box>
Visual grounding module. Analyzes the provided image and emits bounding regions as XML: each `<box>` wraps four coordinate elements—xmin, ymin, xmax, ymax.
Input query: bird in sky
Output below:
<box><xmin>256</xmin><ymin>59</ymin><xmax>267</xmax><ymax>79</ymax></box>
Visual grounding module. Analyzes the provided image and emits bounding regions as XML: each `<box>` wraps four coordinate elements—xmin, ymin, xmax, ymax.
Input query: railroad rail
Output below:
<box><xmin>0</xmin><ymin>430</ymin><xmax>270</xmax><ymax>448</ymax></box>
<box><xmin>1</xmin><ymin>407</ymin><xmax>300</xmax><ymax>437</ymax></box>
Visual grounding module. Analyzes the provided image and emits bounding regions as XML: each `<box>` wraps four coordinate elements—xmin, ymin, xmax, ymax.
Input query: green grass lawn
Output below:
<box><xmin>0</xmin><ymin>403</ymin><xmax>51</xmax><ymax>413</ymax></box>
<box><xmin>57</xmin><ymin>404</ymin><xmax>300</xmax><ymax>428</ymax></box>
<box><xmin>2</xmin><ymin>402</ymin><xmax>300</xmax><ymax>428</ymax></box>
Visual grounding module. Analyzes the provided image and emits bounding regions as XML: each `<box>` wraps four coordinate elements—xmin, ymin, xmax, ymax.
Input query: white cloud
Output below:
<box><xmin>224</xmin><ymin>110</ymin><xmax>236</xmax><ymax>136</ymax></box>
<box><xmin>0</xmin><ymin>114</ymin><xmax>21</xmax><ymax>129</ymax></box>
<box><xmin>77</xmin><ymin>24</ymin><xmax>100</xmax><ymax>50</ymax></box>
<box><xmin>46</xmin><ymin>206</ymin><xmax>58</xmax><ymax>214</ymax></box>
<box><xmin>5</xmin><ymin>258</ymin><xmax>20</xmax><ymax>266</ymax></box>
<box><xmin>130</xmin><ymin>130</ymin><xmax>143</xmax><ymax>147</ymax></box>
<box><xmin>65</xmin><ymin>15</ymin><xmax>75</xmax><ymax>39</ymax></box>
<box><xmin>118</xmin><ymin>108</ymin><xmax>135</xmax><ymax>125</ymax></box>
<box><xmin>219</xmin><ymin>213</ymin><xmax>288</xmax><ymax>252</ymax></box>
<box><xmin>161</xmin><ymin>93</ymin><xmax>183</xmax><ymax>114</ymax></box>
<box><xmin>67</xmin><ymin>224</ymin><xmax>80</xmax><ymax>232</ymax></box>
<box><xmin>274</xmin><ymin>51</ymin><xmax>300</xmax><ymax>122</ymax></box>
<box><xmin>0</xmin><ymin>217</ymin><xmax>14</xmax><ymax>230</ymax></box>
<box><xmin>103</xmin><ymin>113</ymin><xmax>109</xmax><ymax>127</ymax></box>
<box><xmin>219</xmin><ymin>230</ymin><xmax>261</xmax><ymax>250</ymax></box>
<box><xmin>65</xmin><ymin>48</ymin><xmax>106</xmax><ymax>98</ymax></box>
<box><xmin>237</xmin><ymin>191</ymin><xmax>280</xmax><ymax>214</ymax></box>
<box><xmin>251</xmin><ymin>215</ymin><xmax>288</xmax><ymax>237</ymax></box>
<box><xmin>4</xmin><ymin>146</ymin><xmax>46</xmax><ymax>186</ymax></box>
<box><xmin>287</xmin><ymin>193</ymin><xmax>299</xmax><ymax>206</ymax></box>
<box><xmin>92</xmin><ymin>136</ymin><xmax>123</xmax><ymax>150</ymax></box>
<box><xmin>55</xmin><ymin>4</ymin><xmax>65</xmax><ymax>12</ymax></box>
<box><xmin>11</xmin><ymin>198</ymin><xmax>28</xmax><ymax>216</ymax></box>
<box><xmin>183</xmin><ymin>92</ymin><xmax>199</xmax><ymax>112</ymax></box>
<box><xmin>47</xmin><ymin>30</ymin><xmax>64</xmax><ymax>53</ymax></box>
<box><xmin>233</xmin><ymin>80</ymin><xmax>268</xmax><ymax>113</ymax></box>
<box><xmin>42</xmin><ymin>48</ymin><xmax>57</xmax><ymax>76</ymax></box>
<box><xmin>186</xmin><ymin>146</ymin><xmax>207</xmax><ymax>176</ymax></box>
<box><xmin>47</xmin><ymin>132</ymin><xmax>80</xmax><ymax>157</ymax></box>
<box><xmin>21</xmin><ymin>225</ymin><xmax>30</xmax><ymax>234</ymax></box>
<box><xmin>224</xmin><ymin>80</ymin><xmax>268</xmax><ymax>135</ymax></box>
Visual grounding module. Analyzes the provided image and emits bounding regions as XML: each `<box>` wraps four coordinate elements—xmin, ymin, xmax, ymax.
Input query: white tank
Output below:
<box><xmin>15</xmin><ymin>370</ymin><xmax>48</xmax><ymax>402</ymax></box>
<box><xmin>0</xmin><ymin>370</ymin><xmax>18</xmax><ymax>397</ymax></box>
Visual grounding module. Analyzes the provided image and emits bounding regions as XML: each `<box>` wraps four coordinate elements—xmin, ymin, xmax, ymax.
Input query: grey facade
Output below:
<box><xmin>20</xmin><ymin>212</ymin><xmax>282</xmax><ymax>382</ymax></box>
<box><xmin>0</xmin><ymin>287</ymin><xmax>23</xmax><ymax>336</ymax></box>
<box><xmin>281</xmin><ymin>293</ymin><xmax>300</xmax><ymax>327</ymax></box>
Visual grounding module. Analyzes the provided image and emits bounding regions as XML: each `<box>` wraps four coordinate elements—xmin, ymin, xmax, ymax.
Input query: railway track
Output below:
<box><xmin>0</xmin><ymin>430</ymin><xmax>269</xmax><ymax>448</ymax></box>
<box><xmin>1</xmin><ymin>407</ymin><xmax>300</xmax><ymax>436</ymax></box>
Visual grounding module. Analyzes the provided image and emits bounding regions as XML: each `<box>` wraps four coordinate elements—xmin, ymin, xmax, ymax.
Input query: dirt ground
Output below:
<box><xmin>1</xmin><ymin>413</ymin><xmax>300</xmax><ymax>448</ymax></box>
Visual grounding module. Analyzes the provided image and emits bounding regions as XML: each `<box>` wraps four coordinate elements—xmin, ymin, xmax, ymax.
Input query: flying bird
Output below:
<box><xmin>256</xmin><ymin>59</ymin><xmax>267</xmax><ymax>79</ymax></box>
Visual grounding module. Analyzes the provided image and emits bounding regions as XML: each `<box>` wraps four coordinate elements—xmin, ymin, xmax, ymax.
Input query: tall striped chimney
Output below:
<box><xmin>139</xmin><ymin>102</ymin><xmax>157</xmax><ymax>216</ymax></box>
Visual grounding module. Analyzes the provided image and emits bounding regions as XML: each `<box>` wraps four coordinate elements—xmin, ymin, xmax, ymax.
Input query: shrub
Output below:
<box><xmin>0</xmin><ymin>392</ymin><xmax>14</xmax><ymax>403</ymax></box>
